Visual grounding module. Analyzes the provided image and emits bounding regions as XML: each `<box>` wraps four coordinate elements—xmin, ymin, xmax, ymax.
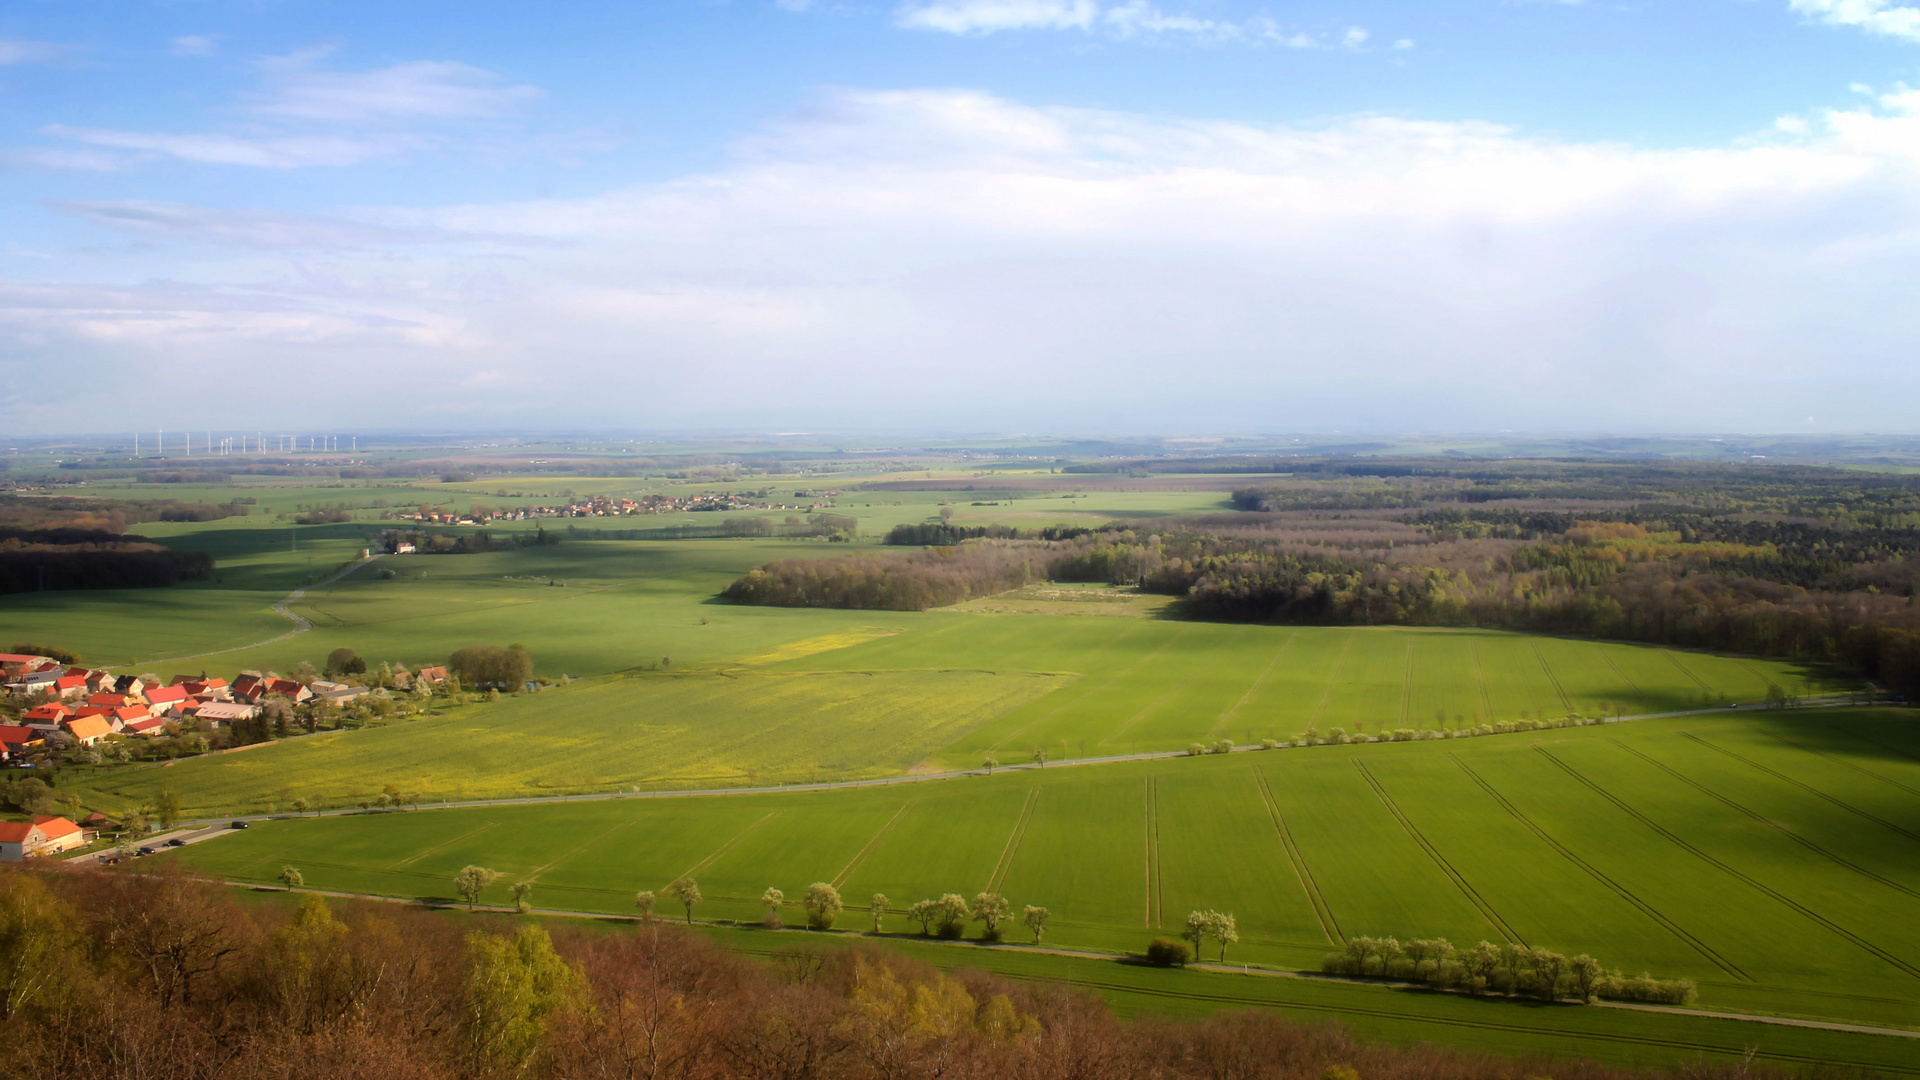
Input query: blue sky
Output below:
<box><xmin>5</xmin><ymin>1</ymin><xmax>1920</xmax><ymax>435</ymax></box>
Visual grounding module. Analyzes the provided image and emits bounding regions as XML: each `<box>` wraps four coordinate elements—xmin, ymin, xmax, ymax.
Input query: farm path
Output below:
<box><xmin>121</xmin><ymin>554</ymin><xmax>385</xmax><ymax>669</ymax></box>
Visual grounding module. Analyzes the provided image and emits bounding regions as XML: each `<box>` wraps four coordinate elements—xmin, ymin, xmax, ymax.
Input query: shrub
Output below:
<box><xmin>1145</xmin><ymin>938</ymin><xmax>1191</xmax><ymax>967</ymax></box>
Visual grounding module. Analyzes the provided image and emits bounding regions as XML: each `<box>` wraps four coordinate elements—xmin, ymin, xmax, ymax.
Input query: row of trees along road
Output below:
<box><xmin>452</xmin><ymin>871</ymin><xmax>1056</xmax><ymax>943</ymax></box>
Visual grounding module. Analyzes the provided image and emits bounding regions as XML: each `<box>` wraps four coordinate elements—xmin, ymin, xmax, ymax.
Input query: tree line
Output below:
<box><xmin>1323</xmin><ymin>936</ymin><xmax>1696</xmax><ymax>1005</ymax></box>
<box><xmin>0</xmin><ymin>866</ymin><xmax>1764</xmax><ymax>1080</ymax></box>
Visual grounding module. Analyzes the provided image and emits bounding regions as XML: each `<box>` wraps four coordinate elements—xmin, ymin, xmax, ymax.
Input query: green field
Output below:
<box><xmin>171</xmin><ymin>707</ymin><xmax>1920</xmax><ymax>1043</ymax></box>
<box><xmin>65</xmin><ymin>602</ymin><xmax>1839</xmax><ymax>816</ymax></box>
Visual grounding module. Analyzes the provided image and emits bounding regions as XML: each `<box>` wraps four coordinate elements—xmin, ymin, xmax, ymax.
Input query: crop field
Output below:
<box><xmin>63</xmin><ymin>601</ymin><xmax>1841</xmax><ymax>817</ymax></box>
<box><xmin>171</xmin><ymin>707</ymin><xmax>1920</xmax><ymax>1045</ymax></box>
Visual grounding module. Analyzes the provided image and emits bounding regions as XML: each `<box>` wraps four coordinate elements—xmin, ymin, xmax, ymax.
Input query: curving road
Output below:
<box><xmin>120</xmin><ymin>554</ymin><xmax>384</xmax><ymax>669</ymax></box>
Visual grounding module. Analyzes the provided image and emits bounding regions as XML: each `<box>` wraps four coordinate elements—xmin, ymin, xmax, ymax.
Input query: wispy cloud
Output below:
<box><xmin>246</xmin><ymin>54</ymin><xmax>541</xmax><ymax>123</ymax></box>
<box><xmin>1790</xmin><ymin>0</ymin><xmax>1920</xmax><ymax>42</ymax></box>
<box><xmin>169</xmin><ymin>35</ymin><xmax>220</xmax><ymax>58</ymax></box>
<box><xmin>43</xmin><ymin>125</ymin><xmax>409</xmax><ymax>168</ymax></box>
<box><xmin>52</xmin><ymin>199</ymin><xmax>562</xmax><ymax>248</ymax></box>
<box><xmin>28</xmin><ymin>51</ymin><xmax>544</xmax><ymax>171</ymax></box>
<box><xmin>0</xmin><ymin>38</ymin><xmax>65</xmax><ymax>65</ymax></box>
<box><xmin>895</xmin><ymin>0</ymin><xmax>1370</xmax><ymax>46</ymax></box>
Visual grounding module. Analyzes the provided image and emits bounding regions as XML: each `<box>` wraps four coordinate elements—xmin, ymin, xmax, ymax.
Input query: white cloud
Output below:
<box><xmin>50</xmin><ymin>200</ymin><xmax>560</xmax><ymax>248</ymax></box>
<box><xmin>1</xmin><ymin>147</ymin><xmax>122</xmax><ymax>171</ymax></box>
<box><xmin>247</xmin><ymin>55</ymin><xmax>541</xmax><ymax>123</ymax></box>
<box><xmin>43</xmin><ymin>125</ymin><xmax>409</xmax><ymax>168</ymax></box>
<box><xmin>12</xmin><ymin>86</ymin><xmax>1920</xmax><ymax>431</ymax></box>
<box><xmin>1791</xmin><ymin>0</ymin><xmax>1920</xmax><ymax>42</ymax></box>
<box><xmin>170</xmin><ymin>35</ymin><xmax>220</xmax><ymax>58</ymax></box>
<box><xmin>0</xmin><ymin>39</ymin><xmax>64</xmax><ymax>65</ymax></box>
<box><xmin>896</xmin><ymin>0</ymin><xmax>1366</xmax><ymax>45</ymax></box>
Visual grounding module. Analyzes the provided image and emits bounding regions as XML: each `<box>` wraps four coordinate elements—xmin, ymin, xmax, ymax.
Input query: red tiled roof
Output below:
<box><xmin>22</xmin><ymin>705</ymin><xmax>69</xmax><ymax>722</ymax></box>
<box><xmin>146</xmin><ymin>686</ymin><xmax>188</xmax><ymax>704</ymax></box>
<box><xmin>112</xmin><ymin>706</ymin><xmax>149</xmax><ymax>722</ymax></box>
<box><xmin>87</xmin><ymin>693</ymin><xmax>128</xmax><ymax>707</ymax></box>
<box><xmin>0</xmin><ymin>822</ymin><xmax>34</xmax><ymax>844</ymax></box>
<box><xmin>71</xmin><ymin>706</ymin><xmax>114</xmax><ymax>719</ymax></box>
<box><xmin>123</xmin><ymin>718</ymin><xmax>164</xmax><ymax>734</ymax></box>
<box><xmin>66</xmin><ymin>716</ymin><xmax>111</xmax><ymax>741</ymax></box>
<box><xmin>54</xmin><ymin>676</ymin><xmax>86</xmax><ymax>690</ymax></box>
<box><xmin>33</xmin><ymin>817</ymin><xmax>79</xmax><ymax>841</ymax></box>
<box><xmin>0</xmin><ymin>725</ymin><xmax>37</xmax><ymax>745</ymax></box>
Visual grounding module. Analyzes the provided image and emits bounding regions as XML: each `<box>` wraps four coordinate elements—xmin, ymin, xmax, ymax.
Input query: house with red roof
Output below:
<box><xmin>230</xmin><ymin>674</ymin><xmax>267</xmax><ymax>702</ymax></box>
<box><xmin>145</xmin><ymin>686</ymin><xmax>189</xmax><ymax>714</ymax></box>
<box><xmin>22</xmin><ymin>703</ymin><xmax>70</xmax><ymax>724</ymax></box>
<box><xmin>122</xmin><ymin>717</ymin><xmax>165</xmax><ymax>737</ymax></box>
<box><xmin>64</xmin><ymin>715</ymin><xmax>111</xmax><ymax>746</ymax></box>
<box><xmin>417</xmin><ymin>666</ymin><xmax>448</xmax><ymax>685</ymax></box>
<box><xmin>266</xmin><ymin>679</ymin><xmax>312</xmax><ymax>703</ymax></box>
<box><xmin>0</xmin><ymin>726</ymin><xmax>40</xmax><ymax>759</ymax></box>
<box><xmin>52</xmin><ymin>675</ymin><xmax>88</xmax><ymax>700</ymax></box>
<box><xmin>87</xmin><ymin>692</ymin><xmax>134</xmax><ymax>709</ymax></box>
<box><xmin>110</xmin><ymin>706</ymin><xmax>151</xmax><ymax>731</ymax></box>
<box><xmin>0</xmin><ymin>816</ymin><xmax>85</xmax><ymax>861</ymax></box>
<box><xmin>181</xmin><ymin>677</ymin><xmax>230</xmax><ymax>701</ymax></box>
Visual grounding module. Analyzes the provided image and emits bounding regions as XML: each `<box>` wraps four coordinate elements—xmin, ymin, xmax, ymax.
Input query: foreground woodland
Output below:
<box><xmin>0</xmin><ymin>868</ymin><xmax>1797</xmax><ymax>1080</ymax></box>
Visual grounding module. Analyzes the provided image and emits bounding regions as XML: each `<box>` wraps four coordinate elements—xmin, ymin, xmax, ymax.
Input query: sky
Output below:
<box><xmin>4</xmin><ymin>1</ymin><xmax>1920</xmax><ymax>438</ymax></box>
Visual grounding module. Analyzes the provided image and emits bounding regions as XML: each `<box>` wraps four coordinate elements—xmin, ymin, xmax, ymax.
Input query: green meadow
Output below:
<box><xmin>173</xmin><ymin>707</ymin><xmax>1920</xmax><ymax>1045</ymax></box>
<box><xmin>63</xmin><ymin>605</ymin><xmax>1838</xmax><ymax>816</ymax></box>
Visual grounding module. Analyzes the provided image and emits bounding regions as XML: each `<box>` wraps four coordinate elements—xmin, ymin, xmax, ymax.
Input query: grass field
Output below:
<box><xmin>62</xmin><ymin>603</ymin><xmax>1841</xmax><ymax>816</ymax></box>
<box><xmin>169</xmin><ymin>707</ymin><xmax>1920</xmax><ymax>1043</ymax></box>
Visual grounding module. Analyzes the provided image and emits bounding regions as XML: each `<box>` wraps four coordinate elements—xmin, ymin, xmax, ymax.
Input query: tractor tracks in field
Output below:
<box><xmin>1213</xmin><ymin>629</ymin><xmax>1298</xmax><ymax>738</ymax></box>
<box><xmin>1252</xmin><ymin>767</ymin><xmax>1341</xmax><ymax>945</ymax></box>
<box><xmin>1608</xmin><ymin>740</ymin><xmax>1920</xmax><ymax>903</ymax></box>
<box><xmin>526</xmin><ymin>820</ymin><xmax>637</xmax><ymax>883</ymax></box>
<box><xmin>1448</xmin><ymin>754</ymin><xmax>1750</xmax><ymax>981</ymax></box>
<box><xmin>678</xmin><ymin>810</ymin><xmax>783</xmax><ymax>882</ymax></box>
<box><xmin>986</xmin><ymin>788</ymin><xmax>1040</xmax><ymax>894</ymax></box>
<box><xmin>832</xmin><ymin>800</ymin><xmax>915</xmax><ymax>890</ymax></box>
<box><xmin>1601</xmin><ymin>653</ymin><xmax>1653</xmax><ymax>713</ymax></box>
<box><xmin>1350</xmin><ymin>758</ymin><xmax>1525</xmax><ymax>946</ymax></box>
<box><xmin>1144</xmin><ymin>776</ymin><xmax>1164</xmax><ymax>929</ymax></box>
<box><xmin>1534</xmin><ymin>746</ymin><xmax>1920</xmax><ymax>981</ymax></box>
<box><xmin>1530</xmin><ymin>641</ymin><xmax>1575</xmax><ymax>715</ymax></box>
<box><xmin>1306</xmin><ymin>633</ymin><xmax>1357</xmax><ymax>732</ymax></box>
<box><xmin>1756</xmin><ymin>730</ymin><xmax>1920</xmax><ymax>800</ymax></box>
<box><xmin>391</xmin><ymin>822</ymin><xmax>498</xmax><ymax>869</ymax></box>
<box><xmin>1680</xmin><ymin>733</ymin><xmax>1920</xmax><ymax>848</ymax></box>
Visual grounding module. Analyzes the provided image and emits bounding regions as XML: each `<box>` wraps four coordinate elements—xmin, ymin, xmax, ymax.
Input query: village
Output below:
<box><xmin>0</xmin><ymin>651</ymin><xmax>451</xmax><ymax>859</ymax></box>
<box><xmin>388</xmin><ymin>488</ymin><xmax>841</xmax><ymax>526</ymax></box>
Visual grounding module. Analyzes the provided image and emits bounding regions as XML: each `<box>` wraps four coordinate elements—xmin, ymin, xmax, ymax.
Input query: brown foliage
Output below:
<box><xmin>0</xmin><ymin>866</ymin><xmax>1796</xmax><ymax>1080</ymax></box>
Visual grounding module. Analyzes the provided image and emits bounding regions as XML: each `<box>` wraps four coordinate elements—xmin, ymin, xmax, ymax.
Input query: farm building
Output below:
<box><xmin>0</xmin><ymin>816</ymin><xmax>85</xmax><ymax>861</ymax></box>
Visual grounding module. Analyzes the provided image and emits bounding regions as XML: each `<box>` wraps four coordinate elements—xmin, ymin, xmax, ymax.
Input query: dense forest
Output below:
<box><xmin>729</xmin><ymin>460</ymin><xmax>1920</xmax><ymax>698</ymax></box>
<box><xmin>0</xmin><ymin>867</ymin><xmax>1781</xmax><ymax>1080</ymax></box>
<box><xmin>0</xmin><ymin>527</ymin><xmax>214</xmax><ymax>594</ymax></box>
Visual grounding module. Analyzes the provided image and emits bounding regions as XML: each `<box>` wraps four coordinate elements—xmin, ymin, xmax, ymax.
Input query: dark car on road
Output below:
<box><xmin>230</xmin><ymin>821</ymin><xmax>250</xmax><ymax>829</ymax></box>
<box><xmin>165</xmin><ymin>838</ymin><xmax>186</xmax><ymax>847</ymax></box>
<box><xmin>137</xmin><ymin>847</ymin><xmax>154</xmax><ymax>856</ymax></box>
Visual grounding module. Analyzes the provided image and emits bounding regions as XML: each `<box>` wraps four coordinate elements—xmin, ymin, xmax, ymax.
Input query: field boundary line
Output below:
<box><xmin>1758</xmin><ymin>730</ymin><xmax>1920</xmax><ymax>800</ymax></box>
<box><xmin>1530</xmin><ymin>641</ymin><xmax>1574</xmax><ymax>714</ymax></box>
<box><xmin>1252</xmin><ymin>767</ymin><xmax>1341</xmax><ymax>945</ymax></box>
<box><xmin>391</xmin><ymin>822</ymin><xmax>498</xmax><ymax>869</ymax></box>
<box><xmin>831</xmin><ymin>800</ymin><xmax>915</xmax><ymax>890</ymax></box>
<box><xmin>679</xmin><ymin>810</ymin><xmax>783</xmax><ymax>881</ymax></box>
<box><xmin>526</xmin><ymin>819</ymin><xmax>638</xmax><ymax>883</ymax></box>
<box><xmin>1306</xmin><ymin>633</ymin><xmax>1356</xmax><ymax>731</ymax></box>
<box><xmin>1601</xmin><ymin>653</ymin><xmax>1652</xmax><ymax>713</ymax></box>
<box><xmin>1349</xmin><ymin>758</ymin><xmax>1525</xmax><ymax>945</ymax></box>
<box><xmin>1681</xmin><ymin>733</ymin><xmax>1920</xmax><ymax>847</ymax></box>
<box><xmin>1534</xmin><ymin>746</ymin><xmax>1920</xmax><ymax>980</ymax></box>
<box><xmin>1663</xmin><ymin>651</ymin><xmax>1715</xmax><ymax>695</ymax></box>
<box><xmin>1448</xmin><ymin>754</ymin><xmax>1749</xmax><ymax>980</ymax></box>
<box><xmin>986</xmin><ymin>788</ymin><xmax>1040</xmax><ymax>894</ymax></box>
<box><xmin>1611</xmin><ymin>739</ymin><xmax>1920</xmax><ymax>901</ymax></box>
<box><xmin>1467</xmin><ymin>640</ymin><xmax>1494</xmax><ymax>720</ymax></box>
<box><xmin>1212</xmin><ymin>628</ymin><xmax>1297</xmax><ymax>737</ymax></box>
